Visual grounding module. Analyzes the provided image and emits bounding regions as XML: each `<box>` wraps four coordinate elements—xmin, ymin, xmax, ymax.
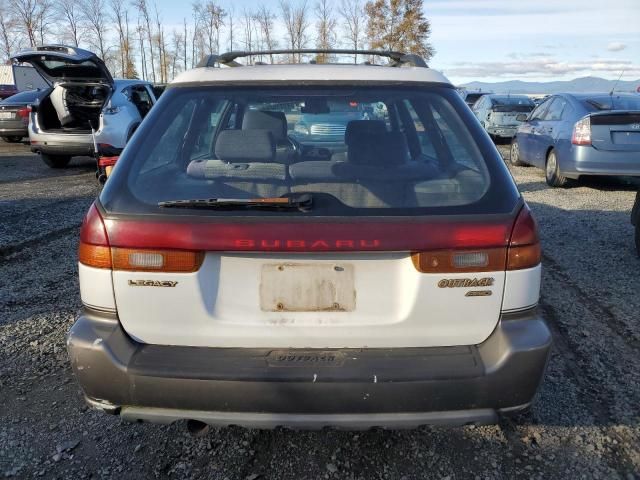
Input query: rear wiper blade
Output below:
<box><xmin>158</xmin><ymin>193</ymin><xmax>312</xmax><ymax>211</ymax></box>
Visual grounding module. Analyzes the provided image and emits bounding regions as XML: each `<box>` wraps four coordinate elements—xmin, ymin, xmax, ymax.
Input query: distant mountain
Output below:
<box><xmin>458</xmin><ymin>76</ymin><xmax>640</xmax><ymax>94</ymax></box>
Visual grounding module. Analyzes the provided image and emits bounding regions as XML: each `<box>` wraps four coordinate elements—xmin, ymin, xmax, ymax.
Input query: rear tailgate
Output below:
<box><xmin>101</xmin><ymin>213</ymin><xmax>538</xmax><ymax>349</ymax></box>
<box><xmin>590</xmin><ymin>111</ymin><xmax>640</xmax><ymax>152</ymax></box>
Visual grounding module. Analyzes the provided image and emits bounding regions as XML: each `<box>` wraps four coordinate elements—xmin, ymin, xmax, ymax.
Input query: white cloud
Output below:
<box><xmin>446</xmin><ymin>58</ymin><xmax>640</xmax><ymax>79</ymax></box>
<box><xmin>607</xmin><ymin>42</ymin><xmax>627</xmax><ymax>52</ymax></box>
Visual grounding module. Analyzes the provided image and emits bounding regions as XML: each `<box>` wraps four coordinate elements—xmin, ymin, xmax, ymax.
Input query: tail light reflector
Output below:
<box><xmin>571</xmin><ymin>116</ymin><xmax>591</xmax><ymax>145</ymax></box>
<box><xmin>111</xmin><ymin>248</ymin><xmax>204</xmax><ymax>272</ymax></box>
<box><xmin>412</xmin><ymin>248</ymin><xmax>506</xmax><ymax>273</ymax></box>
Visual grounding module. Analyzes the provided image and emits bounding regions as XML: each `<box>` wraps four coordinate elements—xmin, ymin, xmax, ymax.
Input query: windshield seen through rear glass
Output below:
<box><xmin>101</xmin><ymin>86</ymin><xmax>510</xmax><ymax>216</ymax></box>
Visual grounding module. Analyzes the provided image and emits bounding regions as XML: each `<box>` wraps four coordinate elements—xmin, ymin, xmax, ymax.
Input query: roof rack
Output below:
<box><xmin>196</xmin><ymin>49</ymin><xmax>428</xmax><ymax>69</ymax></box>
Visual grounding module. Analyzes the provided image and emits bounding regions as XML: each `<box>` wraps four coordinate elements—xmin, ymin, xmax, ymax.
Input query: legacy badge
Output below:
<box><xmin>128</xmin><ymin>280</ymin><xmax>178</xmax><ymax>287</ymax></box>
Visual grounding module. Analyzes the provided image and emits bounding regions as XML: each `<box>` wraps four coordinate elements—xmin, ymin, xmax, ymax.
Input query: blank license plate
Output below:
<box><xmin>0</xmin><ymin>112</ymin><xmax>13</xmax><ymax>119</ymax></box>
<box><xmin>260</xmin><ymin>263</ymin><xmax>355</xmax><ymax>312</ymax></box>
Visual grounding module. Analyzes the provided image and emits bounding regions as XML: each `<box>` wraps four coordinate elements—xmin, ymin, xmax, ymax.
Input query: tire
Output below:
<box><xmin>41</xmin><ymin>154</ymin><xmax>72</xmax><ymax>169</ymax></box>
<box><xmin>2</xmin><ymin>136</ymin><xmax>23</xmax><ymax>143</ymax></box>
<box><xmin>509</xmin><ymin>138</ymin><xmax>527</xmax><ymax>166</ymax></box>
<box><xmin>545</xmin><ymin>149</ymin><xmax>568</xmax><ymax>187</ymax></box>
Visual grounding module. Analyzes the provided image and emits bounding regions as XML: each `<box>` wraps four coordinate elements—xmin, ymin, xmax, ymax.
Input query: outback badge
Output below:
<box><xmin>438</xmin><ymin>278</ymin><xmax>494</xmax><ymax>288</ymax></box>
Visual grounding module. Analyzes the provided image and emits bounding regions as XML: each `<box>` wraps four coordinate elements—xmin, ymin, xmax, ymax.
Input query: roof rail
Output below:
<box><xmin>196</xmin><ymin>49</ymin><xmax>428</xmax><ymax>69</ymax></box>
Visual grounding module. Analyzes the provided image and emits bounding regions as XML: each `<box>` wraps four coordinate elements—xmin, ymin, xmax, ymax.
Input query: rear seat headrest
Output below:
<box><xmin>215</xmin><ymin>129</ymin><xmax>275</xmax><ymax>163</ymax></box>
<box><xmin>242</xmin><ymin>110</ymin><xmax>288</xmax><ymax>143</ymax></box>
<box><xmin>344</xmin><ymin>120</ymin><xmax>387</xmax><ymax>145</ymax></box>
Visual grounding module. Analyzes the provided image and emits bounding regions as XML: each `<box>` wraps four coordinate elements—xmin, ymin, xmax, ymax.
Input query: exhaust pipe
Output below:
<box><xmin>186</xmin><ymin>419</ymin><xmax>210</xmax><ymax>437</ymax></box>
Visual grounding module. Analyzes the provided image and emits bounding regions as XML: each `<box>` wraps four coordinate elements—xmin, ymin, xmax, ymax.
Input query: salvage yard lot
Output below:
<box><xmin>0</xmin><ymin>141</ymin><xmax>639</xmax><ymax>479</ymax></box>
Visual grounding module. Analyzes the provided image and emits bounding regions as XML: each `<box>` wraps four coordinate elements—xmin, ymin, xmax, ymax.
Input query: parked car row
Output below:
<box><xmin>471</xmin><ymin>94</ymin><xmax>535</xmax><ymax>141</ymax></box>
<box><xmin>3</xmin><ymin>45</ymin><xmax>159</xmax><ymax>170</ymax></box>
<box><xmin>510</xmin><ymin>93</ymin><xmax>640</xmax><ymax>187</ymax></box>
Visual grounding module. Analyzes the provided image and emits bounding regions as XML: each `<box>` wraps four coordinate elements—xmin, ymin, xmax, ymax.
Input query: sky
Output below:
<box><xmin>153</xmin><ymin>0</ymin><xmax>640</xmax><ymax>84</ymax></box>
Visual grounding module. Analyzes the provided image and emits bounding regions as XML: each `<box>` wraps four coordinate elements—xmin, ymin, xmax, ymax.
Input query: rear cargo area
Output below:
<box><xmin>37</xmin><ymin>83</ymin><xmax>109</xmax><ymax>133</ymax></box>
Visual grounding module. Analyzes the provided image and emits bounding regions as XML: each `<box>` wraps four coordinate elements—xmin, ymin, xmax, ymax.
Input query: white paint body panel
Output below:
<box><xmin>78</xmin><ymin>263</ymin><xmax>116</xmax><ymax>311</ymax></box>
<box><xmin>172</xmin><ymin>64</ymin><xmax>451</xmax><ymax>86</ymax></box>
<box><xmin>113</xmin><ymin>253</ymin><xmax>505</xmax><ymax>348</ymax></box>
<box><xmin>501</xmin><ymin>264</ymin><xmax>541</xmax><ymax>312</ymax></box>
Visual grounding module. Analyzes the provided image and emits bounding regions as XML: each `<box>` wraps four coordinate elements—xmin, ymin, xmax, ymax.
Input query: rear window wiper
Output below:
<box><xmin>158</xmin><ymin>193</ymin><xmax>312</xmax><ymax>212</ymax></box>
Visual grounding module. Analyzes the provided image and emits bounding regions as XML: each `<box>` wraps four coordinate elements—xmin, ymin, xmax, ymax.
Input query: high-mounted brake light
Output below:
<box><xmin>571</xmin><ymin>116</ymin><xmax>591</xmax><ymax>146</ymax></box>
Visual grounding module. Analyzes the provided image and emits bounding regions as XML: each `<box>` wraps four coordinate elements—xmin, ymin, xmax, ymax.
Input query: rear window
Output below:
<box><xmin>1</xmin><ymin>90</ymin><xmax>41</xmax><ymax>103</ymax></box>
<box><xmin>582</xmin><ymin>96</ymin><xmax>640</xmax><ymax>111</ymax></box>
<box><xmin>102</xmin><ymin>86</ymin><xmax>516</xmax><ymax>216</ymax></box>
<box><xmin>490</xmin><ymin>96</ymin><xmax>534</xmax><ymax>112</ymax></box>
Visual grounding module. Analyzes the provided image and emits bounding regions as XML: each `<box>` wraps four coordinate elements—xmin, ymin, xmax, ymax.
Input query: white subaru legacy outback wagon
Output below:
<box><xmin>69</xmin><ymin>49</ymin><xmax>551</xmax><ymax>430</ymax></box>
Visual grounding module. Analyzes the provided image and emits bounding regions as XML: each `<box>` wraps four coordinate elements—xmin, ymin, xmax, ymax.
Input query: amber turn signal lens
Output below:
<box><xmin>411</xmin><ymin>248</ymin><xmax>507</xmax><ymax>273</ymax></box>
<box><xmin>111</xmin><ymin>248</ymin><xmax>204</xmax><ymax>272</ymax></box>
<box><xmin>507</xmin><ymin>243</ymin><xmax>541</xmax><ymax>270</ymax></box>
<box><xmin>79</xmin><ymin>243</ymin><xmax>112</xmax><ymax>269</ymax></box>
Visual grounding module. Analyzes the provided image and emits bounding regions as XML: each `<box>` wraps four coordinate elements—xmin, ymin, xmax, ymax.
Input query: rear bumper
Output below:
<box><xmin>562</xmin><ymin>145</ymin><xmax>640</xmax><ymax>178</ymax></box>
<box><xmin>31</xmin><ymin>142</ymin><xmax>94</xmax><ymax>156</ymax></box>
<box><xmin>486</xmin><ymin>126</ymin><xmax>518</xmax><ymax>138</ymax></box>
<box><xmin>67</xmin><ymin>308</ymin><xmax>552</xmax><ymax>429</ymax></box>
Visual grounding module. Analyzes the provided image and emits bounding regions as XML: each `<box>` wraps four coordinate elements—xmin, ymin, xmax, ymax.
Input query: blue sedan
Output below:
<box><xmin>510</xmin><ymin>93</ymin><xmax>640</xmax><ymax>187</ymax></box>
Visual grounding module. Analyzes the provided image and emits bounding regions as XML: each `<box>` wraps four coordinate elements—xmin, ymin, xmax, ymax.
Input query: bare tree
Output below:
<box><xmin>153</xmin><ymin>3</ymin><xmax>166</xmax><ymax>82</ymax></box>
<box><xmin>226</xmin><ymin>5</ymin><xmax>234</xmax><ymax>51</ymax></box>
<box><xmin>314</xmin><ymin>0</ymin><xmax>336</xmax><ymax>63</ymax></box>
<box><xmin>0</xmin><ymin>5</ymin><xmax>23</xmax><ymax>63</ymax></box>
<box><xmin>111</xmin><ymin>0</ymin><xmax>134</xmax><ymax>77</ymax></box>
<box><xmin>280</xmin><ymin>0</ymin><xmax>309</xmax><ymax>62</ymax></box>
<box><xmin>9</xmin><ymin>0</ymin><xmax>41</xmax><ymax>47</ymax></box>
<box><xmin>240</xmin><ymin>8</ymin><xmax>254</xmax><ymax>58</ymax></box>
<box><xmin>338</xmin><ymin>0</ymin><xmax>365</xmax><ymax>62</ymax></box>
<box><xmin>56</xmin><ymin>0</ymin><xmax>84</xmax><ymax>47</ymax></box>
<box><xmin>82</xmin><ymin>0</ymin><xmax>109</xmax><ymax>60</ymax></box>
<box><xmin>133</xmin><ymin>0</ymin><xmax>155</xmax><ymax>82</ymax></box>
<box><xmin>170</xmin><ymin>28</ymin><xmax>184</xmax><ymax>78</ymax></box>
<box><xmin>182</xmin><ymin>17</ymin><xmax>188</xmax><ymax>70</ymax></box>
<box><xmin>136</xmin><ymin>22</ymin><xmax>147</xmax><ymax>80</ymax></box>
<box><xmin>34</xmin><ymin>0</ymin><xmax>54</xmax><ymax>45</ymax></box>
<box><xmin>254</xmin><ymin>4</ymin><xmax>277</xmax><ymax>63</ymax></box>
<box><xmin>193</xmin><ymin>1</ymin><xmax>225</xmax><ymax>57</ymax></box>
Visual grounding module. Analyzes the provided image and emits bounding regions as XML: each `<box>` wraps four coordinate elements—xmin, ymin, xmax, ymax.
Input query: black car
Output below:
<box><xmin>0</xmin><ymin>89</ymin><xmax>45</xmax><ymax>143</ymax></box>
<box><xmin>632</xmin><ymin>191</ymin><xmax>640</xmax><ymax>257</ymax></box>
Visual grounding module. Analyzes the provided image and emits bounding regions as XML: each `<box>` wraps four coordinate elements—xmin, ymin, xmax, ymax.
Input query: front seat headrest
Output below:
<box><xmin>242</xmin><ymin>110</ymin><xmax>288</xmax><ymax>143</ymax></box>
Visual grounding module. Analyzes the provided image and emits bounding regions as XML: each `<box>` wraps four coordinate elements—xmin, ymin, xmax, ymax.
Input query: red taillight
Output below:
<box><xmin>98</xmin><ymin>156</ymin><xmax>119</xmax><ymax>167</ymax></box>
<box><xmin>412</xmin><ymin>204</ymin><xmax>541</xmax><ymax>273</ymax></box>
<box><xmin>507</xmin><ymin>204</ymin><xmax>541</xmax><ymax>270</ymax></box>
<box><xmin>571</xmin><ymin>116</ymin><xmax>591</xmax><ymax>146</ymax></box>
<box><xmin>78</xmin><ymin>203</ymin><xmax>204</xmax><ymax>271</ymax></box>
<box><xmin>17</xmin><ymin>106</ymin><xmax>30</xmax><ymax>125</ymax></box>
<box><xmin>17</xmin><ymin>106</ymin><xmax>30</xmax><ymax>118</ymax></box>
<box><xmin>79</xmin><ymin>204</ymin><xmax>112</xmax><ymax>268</ymax></box>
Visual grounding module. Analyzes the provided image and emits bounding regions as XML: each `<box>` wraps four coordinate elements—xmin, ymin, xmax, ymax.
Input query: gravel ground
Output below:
<box><xmin>0</xmin><ymin>142</ymin><xmax>639</xmax><ymax>479</ymax></box>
